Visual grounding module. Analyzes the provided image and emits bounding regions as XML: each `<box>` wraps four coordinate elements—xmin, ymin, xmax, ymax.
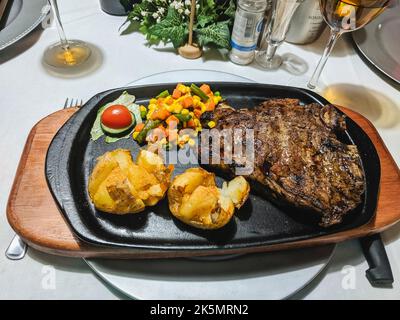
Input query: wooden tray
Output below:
<box><xmin>6</xmin><ymin>107</ymin><xmax>400</xmax><ymax>258</ymax></box>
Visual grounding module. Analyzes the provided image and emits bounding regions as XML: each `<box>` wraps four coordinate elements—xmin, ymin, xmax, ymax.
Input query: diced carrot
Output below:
<box><xmin>166</xmin><ymin>115</ymin><xmax>179</xmax><ymax>128</ymax></box>
<box><xmin>205</xmin><ymin>99</ymin><xmax>216</xmax><ymax>111</ymax></box>
<box><xmin>182</xmin><ymin>96</ymin><xmax>193</xmax><ymax>108</ymax></box>
<box><xmin>134</xmin><ymin>123</ymin><xmax>145</xmax><ymax>132</ymax></box>
<box><xmin>151</xmin><ymin>108</ymin><xmax>171</xmax><ymax>120</ymax></box>
<box><xmin>200</xmin><ymin>84</ymin><xmax>211</xmax><ymax>94</ymax></box>
<box><xmin>193</xmin><ymin>109</ymin><xmax>202</xmax><ymax>119</ymax></box>
<box><xmin>172</xmin><ymin>89</ymin><xmax>182</xmax><ymax>99</ymax></box>
<box><xmin>165</xmin><ymin>96</ymin><xmax>174</xmax><ymax>105</ymax></box>
<box><xmin>187</xmin><ymin>119</ymin><xmax>195</xmax><ymax>128</ymax></box>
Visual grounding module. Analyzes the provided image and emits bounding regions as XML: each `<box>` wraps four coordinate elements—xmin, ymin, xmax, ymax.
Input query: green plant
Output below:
<box><xmin>122</xmin><ymin>0</ymin><xmax>236</xmax><ymax>49</ymax></box>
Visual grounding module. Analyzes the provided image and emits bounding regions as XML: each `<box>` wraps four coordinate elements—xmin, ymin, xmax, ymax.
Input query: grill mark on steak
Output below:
<box><xmin>200</xmin><ymin>98</ymin><xmax>365</xmax><ymax>227</ymax></box>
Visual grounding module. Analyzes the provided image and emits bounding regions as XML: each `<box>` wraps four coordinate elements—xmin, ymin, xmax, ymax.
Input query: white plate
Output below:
<box><xmin>0</xmin><ymin>0</ymin><xmax>49</xmax><ymax>50</ymax></box>
<box><xmin>85</xmin><ymin>69</ymin><xmax>336</xmax><ymax>300</ymax></box>
<box><xmin>85</xmin><ymin>245</ymin><xmax>335</xmax><ymax>300</ymax></box>
<box><xmin>352</xmin><ymin>2</ymin><xmax>400</xmax><ymax>84</ymax></box>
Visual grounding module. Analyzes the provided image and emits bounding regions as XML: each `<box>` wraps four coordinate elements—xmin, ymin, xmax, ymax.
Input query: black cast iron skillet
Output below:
<box><xmin>45</xmin><ymin>82</ymin><xmax>380</xmax><ymax>253</ymax></box>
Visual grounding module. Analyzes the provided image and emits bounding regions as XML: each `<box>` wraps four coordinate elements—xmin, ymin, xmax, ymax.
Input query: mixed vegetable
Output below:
<box><xmin>133</xmin><ymin>83</ymin><xmax>222</xmax><ymax>148</ymax></box>
<box><xmin>90</xmin><ymin>84</ymin><xmax>221</xmax><ymax>147</ymax></box>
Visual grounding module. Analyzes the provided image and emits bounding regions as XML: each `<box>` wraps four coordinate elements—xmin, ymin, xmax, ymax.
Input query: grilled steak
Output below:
<box><xmin>199</xmin><ymin>98</ymin><xmax>365</xmax><ymax>227</ymax></box>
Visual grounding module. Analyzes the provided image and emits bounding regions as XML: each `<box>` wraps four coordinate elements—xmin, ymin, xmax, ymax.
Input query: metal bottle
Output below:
<box><xmin>229</xmin><ymin>0</ymin><xmax>268</xmax><ymax>65</ymax></box>
<box><xmin>285</xmin><ymin>0</ymin><xmax>326</xmax><ymax>45</ymax></box>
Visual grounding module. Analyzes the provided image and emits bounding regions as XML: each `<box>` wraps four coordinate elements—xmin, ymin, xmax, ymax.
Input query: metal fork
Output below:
<box><xmin>63</xmin><ymin>98</ymin><xmax>83</xmax><ymax>109</ymax></box>
<box><xmin>5</xmin><ymin>98</ymin><xmax>83</xmax><ymax>260</ymax></box>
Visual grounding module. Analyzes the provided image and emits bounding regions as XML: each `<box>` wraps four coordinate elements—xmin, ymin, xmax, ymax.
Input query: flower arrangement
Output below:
<box><xmin>123</xmin><ymin>0</ymin><xmax>236</xmax><ymax>50</ymax></box>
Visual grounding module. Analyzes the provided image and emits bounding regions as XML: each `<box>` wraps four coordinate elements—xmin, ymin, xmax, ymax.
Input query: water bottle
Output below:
<box><xmin>285</xmin><ymin>0</ymin><xmax>326</xmax><ymax>44</ymax></box>
<box><xmin>229</xmin><ymin>0</ymin><xmax>268</xmax><ymax>65</ymax></box>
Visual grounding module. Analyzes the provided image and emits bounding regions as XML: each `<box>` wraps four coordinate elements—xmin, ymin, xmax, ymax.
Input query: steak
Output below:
<box><xmin>199</xmin><ymin>98</ymin><xmax>365</xmax><ymax>227</ymax></box>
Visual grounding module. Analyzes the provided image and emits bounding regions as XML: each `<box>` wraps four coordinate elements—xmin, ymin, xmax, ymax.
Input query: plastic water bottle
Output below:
<box><xmin>229</xmin><ymin>0</ymin><xmax>268</xmax><ymax>65</ymax></box>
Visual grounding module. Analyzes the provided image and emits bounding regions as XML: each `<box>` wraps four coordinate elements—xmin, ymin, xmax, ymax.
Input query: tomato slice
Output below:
<box><xmin>101</xmin><ymin>105</ymin><xmax>133</xmax><ymax>129</ymax></box>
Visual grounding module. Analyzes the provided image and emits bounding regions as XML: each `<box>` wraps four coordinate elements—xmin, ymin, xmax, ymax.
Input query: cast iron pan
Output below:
<box><xmin>45</xmin><ymin>82</ymin><xmax>380</xmax><ymax>251</ymax></box>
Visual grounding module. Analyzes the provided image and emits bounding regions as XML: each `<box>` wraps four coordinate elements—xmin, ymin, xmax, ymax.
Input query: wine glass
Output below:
<box><xmin>256</xmin><ymin>0</ymin><xmax>304</xmax><ymax>69</ymax></box>
<box><xmin>43</xmin><ymin>0</ymin><xmax>91</xmax><ymax>68</ymax></box>
<box><xmin>308</xmin><ymin>0</ymin><xmax>391</xmax><ymax>89</ymax></box>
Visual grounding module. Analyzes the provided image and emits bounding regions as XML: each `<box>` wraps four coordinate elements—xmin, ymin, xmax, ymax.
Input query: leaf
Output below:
<box><xmin>196</xmin><ymin>14</ymin><xmax>215</xmax><ymax>28</ymax></box>
<box><xmin>196</xmin><ymin>22</ymin><xmax>230</xmax><ymax>49</ymax></box>
<box><xmin>223</xmin><ymin>0</ymin><xmax>236</xmax><ymax>20</ymax></box>
<box><xmin>206</xmin><ymin>0</ymin><xmax>216</xmax><ymax>10</ymax></box>
<box><xmin>127</xmin><ymin>103</ymin><xmax>142</xmax><ymax>125</ymax></box>
<box><xmin>119</xmin><ymin>20</ymin><xmax>140</xmax><ymax>35</ymax></box>
<box><xmin>105</xmin><ymin>134</ymin><xmax>132</xmax><ymax>144</ymax></box>
<box><xmin>148</xmin><ymin>7</ymin><xmax>188</xmax><ymax>48</ymax></box>
<box><xmin>90</xmin><ymin>105</ymin><xmax>107</xmax><ymax>141</ymax></box>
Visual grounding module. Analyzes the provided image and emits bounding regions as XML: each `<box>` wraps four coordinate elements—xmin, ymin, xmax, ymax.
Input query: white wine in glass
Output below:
<box><xmin>308</xmin><ymin>0</ymin><xmax>390</xmax><ymax>89</ymax></box>
<box><xmin>43</xmin><ymin>0</ymin><xmax>91</xmax><ymax>68</ymax></box>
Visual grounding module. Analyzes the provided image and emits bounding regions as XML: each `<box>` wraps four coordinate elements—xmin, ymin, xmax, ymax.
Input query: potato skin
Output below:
<box><xmin>88</xmin><ymin>149</ymin><xmax>172</xmax><ymax>214</ymax></box>
<box><xmin>168</xmin><ymin>168</ymin><xmax>250</xmax><ymax>229</ymax></box>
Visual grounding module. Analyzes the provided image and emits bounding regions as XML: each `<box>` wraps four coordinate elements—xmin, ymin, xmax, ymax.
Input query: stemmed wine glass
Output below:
<box><xmin>43</xmin><ymin>0</ymin><xmax>91</xmax><ymax>68</ymax></box>
<box><xmin>256</xmin><ymin>0</ymin><xmax>304</xmax><ymax>69</ymax></box>
<box><xmin>307</xmin><ymin>0</ymin><xmax>391</xmax><ymax>89</ymax></box>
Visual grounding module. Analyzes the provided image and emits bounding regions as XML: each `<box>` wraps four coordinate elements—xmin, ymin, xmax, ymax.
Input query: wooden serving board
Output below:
<box><xmin>6</xmin><ymin>107</ymin><xmax>400</xmax><ymax>258</ymax></box>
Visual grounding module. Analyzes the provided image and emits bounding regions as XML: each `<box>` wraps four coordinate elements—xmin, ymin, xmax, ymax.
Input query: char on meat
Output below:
<box><xmin>199</xmin><ymin>98</ymin><xmax>365</xmax><ymax>227</ymax></box>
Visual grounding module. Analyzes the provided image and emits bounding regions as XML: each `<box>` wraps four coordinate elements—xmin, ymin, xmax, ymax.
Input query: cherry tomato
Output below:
<box><xmin>101</xmin><ymin>105</ymin><xmax>133</xmax><ymax>129</ymax></box>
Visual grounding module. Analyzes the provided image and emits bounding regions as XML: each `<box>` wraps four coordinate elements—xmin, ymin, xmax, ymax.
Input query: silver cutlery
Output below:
<box><xmin>5</xmin><ymin>97</ymin><xmax>83</xmax><ymax>260</ymax></box>
<box><xmin>5</xmin><ymin>235</ymin><xmax>27</xmax><ymax>260</ymax></box>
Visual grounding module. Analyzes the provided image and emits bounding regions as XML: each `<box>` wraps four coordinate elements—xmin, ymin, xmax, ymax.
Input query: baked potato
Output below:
<box><xmin>168</xmin><ymin>168</ymin><xmax>250</xmax><ymax>229</ymax></box>
<box><xmin>88</xmin><ymin>149</ymin><xmax>172</xmax><ymax>214</ymax></box>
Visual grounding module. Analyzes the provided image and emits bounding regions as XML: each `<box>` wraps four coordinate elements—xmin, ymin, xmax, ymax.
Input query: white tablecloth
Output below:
<box><xmin>0</xmin><ymin>0</ymin><xmax>399</xmax><ymax>299</ymax></box>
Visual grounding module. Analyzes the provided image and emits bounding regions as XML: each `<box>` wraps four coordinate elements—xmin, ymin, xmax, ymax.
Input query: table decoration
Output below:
<box><xmin>122</xmin><ymin>0</ymin><xmax>235</xmax><ymax>53</ymax></box>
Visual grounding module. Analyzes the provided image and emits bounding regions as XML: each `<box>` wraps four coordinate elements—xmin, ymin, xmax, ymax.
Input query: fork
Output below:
<box><xmin>5</xmin><ymin>98</ymin><xmax>83</xmax><ymax>260</ymax></box>
<box><xmin>63</xmin><ymin>98</ymin><xmax>83</xmax><ymax>109</ymax></box>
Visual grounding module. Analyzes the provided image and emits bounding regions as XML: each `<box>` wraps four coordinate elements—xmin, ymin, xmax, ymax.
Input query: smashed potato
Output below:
<box><xmin>88</xmin><ymin>149</ymin><xmax>172</xmax><ymax>214</ymax></box>
<box><xmin>168</xmin><ymin>168</ymin><xmax>250</xmax><ymax>229</ymax></box>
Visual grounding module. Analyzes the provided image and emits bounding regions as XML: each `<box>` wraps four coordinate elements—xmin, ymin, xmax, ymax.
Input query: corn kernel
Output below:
<box><xmin>194</xmin><ymin>119</ymin><xmax>200</xmax><ymax>127</ymax></box>
<box><xmin>148</xmin><ymin>103</ymin><xmax>157</xmax><ymax>110</ymax></box>
<box><xmin>178</xmin><ymin>84</ymin><xmax>189</xmax><ymax>93</ymax></box>
<box><xmin>193</xmin><ymin>96</ymin><xmax>200</xmax><ymax>106</ymax></box>
<box><xmin>213</xmin><ymin>96</ymin><xmax>221</xmax><ymax>104</ymax></box>
<box><xmin>150</xmin><ymin>98</ymin><xmax>157</xmax><ymax>104</ymax></box>
<box><xmin>208</xmin><ymin>121</ymin><xmax>216</xmax><ymax>128</ymax></box>
<box><xmin>181</xmin><ymin>109</ymin><xmax>189</xmax><ymax>115</ymax></box>
<box><xmin>166</xmin><ymin>104</ymin><xmax>174</xmax><ymax>112</ymax></box>
<box><xmin>133</xmin><ymin>131</ymin><xmax>140</xmax><ymax>139</ymax></box>
<box><xmin>188</xmin><ymin>138</ymin><xmax>196</xmax><ymax>146</ymax></box>
<box><xmin>189</xmin><ymin>111</ymin><xmax>194</xmax><ymax>117</ymax></box>
<box><xmin>173</xmin><ymin>104</ymin><xmax>183</xmax><ymax>113</ymax></box>
<box><xmin>201</xmin><ymin>104</ymin><xmax>207</xmax><ymax>113</ymax></box>
<box><xmin>140</xmin><ymin>105</ymin><xmax>147</xmax><ymax>112</ymax></box>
